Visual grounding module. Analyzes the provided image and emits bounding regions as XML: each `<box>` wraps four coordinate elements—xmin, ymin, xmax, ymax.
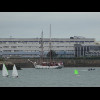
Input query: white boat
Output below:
<box><xmin>34</xmin><ymin>62</ymin><xmax>63</xmax><ymax>69</ymax></box>
<box><xmin>12</xmin><ymin>64</ymin><xmax>18</xmax><ymax>78</ymax></box>
<box><xmin>34</xmin><ymin>25</ymin><xmax>64</xmax><ymax>69</ymax></box>
<box><xmin>2</xmin><ymin>63</ymin><xmax>9</xmax><ymax>77</ymax></box>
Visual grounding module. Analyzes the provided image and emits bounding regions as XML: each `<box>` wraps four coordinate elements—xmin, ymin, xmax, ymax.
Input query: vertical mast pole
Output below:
<box><xmin>49</xmin><ymin>24</ymin><xmax>52</xmax><ymax>63</ymax></box>
<box><xmin>40</xmin><ymin>30</ymin><xmax>43</xmax><ymax>64</ymax></box>
<box><xmin>41</xmin><ymin>30</ymin><xmax>43</xmax><ymax>63</ymax></box>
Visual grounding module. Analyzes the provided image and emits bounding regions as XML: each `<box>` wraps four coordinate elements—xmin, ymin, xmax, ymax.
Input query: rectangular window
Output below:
<box><xmin>18</xmin><ymin>46</ymin><xmax>23</xmax><ymax>47</ymax></box>
<box><xmin>3</xmin><ymin>50</ymin><xmax>11</xmax><ymax>52</ymax></box>
<box><xmin>11</xmin><ymin>46</ymin><xmax>17</xmax><ymax>48</ymax></box>
<box><xmin>14</xmin><ymin>50</ymin><xmax>23</xmax><ymax>52</ymax></box>
<box><xmin>3</xmin><ymin>46</ymin><xmax>9</xmax><ymax>48</ymax></box>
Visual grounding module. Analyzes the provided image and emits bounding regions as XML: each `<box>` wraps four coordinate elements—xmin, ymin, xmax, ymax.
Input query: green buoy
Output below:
<box><xmin>74</xmin><ymin>69</ymin><xmax>79</xmax><ymax>75</ymax></box>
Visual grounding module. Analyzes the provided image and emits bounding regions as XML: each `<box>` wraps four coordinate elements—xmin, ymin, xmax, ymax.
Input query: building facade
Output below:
<box><xmin>74</xmin><ymin>44</ymin><xmax>100</xmax><ymax>57</ymax></box>
<box><xmin>0</xmin><ymin>36</ymin><xmax>96</xmax><ymax>58</ymax></box>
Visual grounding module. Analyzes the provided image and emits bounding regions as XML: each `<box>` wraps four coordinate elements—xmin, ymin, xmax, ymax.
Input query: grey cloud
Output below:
<box><xmin>0</xmin><ymin>12</ymin><xmax>100</xmax><ymax>40</ymax></box>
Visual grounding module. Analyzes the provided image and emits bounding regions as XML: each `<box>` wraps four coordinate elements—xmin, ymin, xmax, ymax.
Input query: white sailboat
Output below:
<box><xmin>34</xmin><ymin>25</ymin><xmax>64</xmax><ymax>69</ymax></box>
<box><xmin>12</xmin><ymin>64</ymin><xmax>18</xmax><ymax>78</ymax></box>
<box><xmin>2</xmin><ymin>63</ymin><xmax>9</xmax><ymax>77</ymax></box>
<box><xmin>35</xmin><ymin>63</ymin><xmax>63</xmax><ymax>69</ymax></box>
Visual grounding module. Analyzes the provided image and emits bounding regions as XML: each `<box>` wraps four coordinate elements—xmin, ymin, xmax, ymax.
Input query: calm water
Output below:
<box><xmin>0</xmin><ymin>67</ymin><xmax>100</xmax><ymax>87</ymax></box>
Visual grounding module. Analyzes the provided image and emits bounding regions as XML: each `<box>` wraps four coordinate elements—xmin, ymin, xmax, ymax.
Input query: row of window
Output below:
<box><xmin>1</xmin><ymin>50</ymin><xmax>75</xmax><ymax>52</ymax></box>
<box><xmin>0</xmin><ymin>46</ymin><xmax>74</xmax><ymax>48</ymax></box>
<box><xmin>86</xmin><ymin>52</ymin><xmax>100</xmax><ymax>54</ymax></box>
<box><xmin>2</xmin><ymin>50</ymin><xmax>38</xmax><ymax>52</ymax></box>
<box><xmin>0</xmin><ymin>41</ymin><xmax>94</xmax><ymax>43</ymax></box>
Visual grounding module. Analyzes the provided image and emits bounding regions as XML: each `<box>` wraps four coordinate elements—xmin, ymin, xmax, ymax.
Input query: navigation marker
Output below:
<box><xmin>74</xmin><ymin>69</ymin><xmax>79</xmax><ymax>75</ymax></box>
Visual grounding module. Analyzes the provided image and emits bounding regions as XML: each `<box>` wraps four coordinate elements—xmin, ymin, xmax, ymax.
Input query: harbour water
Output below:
<box><xmin>0</xmin><ymin>67</ymin><xmax>100</xmax><ymax>87</ymax></box>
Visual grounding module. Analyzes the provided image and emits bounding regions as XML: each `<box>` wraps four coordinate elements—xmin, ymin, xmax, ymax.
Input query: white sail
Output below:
<box><xmin>2</xmin><ymin>63</ymin><xmax>9</xmax><ymax>77</ymax></box>
<box><xmin>12</xmin><ymin>64</ymin><xmax>18</xmax><ymax>77</ymax></box>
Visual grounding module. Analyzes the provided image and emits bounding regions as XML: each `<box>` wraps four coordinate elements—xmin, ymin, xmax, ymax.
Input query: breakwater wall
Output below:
<box><xmin>0</xmin><ymin>61</ymin><xmax>21</xmax><ymax>70</ymax></box>
<box><xmin>2</xmin><ymin>58</ymin><xmax>100</xmax><ymax>68</ymax></box>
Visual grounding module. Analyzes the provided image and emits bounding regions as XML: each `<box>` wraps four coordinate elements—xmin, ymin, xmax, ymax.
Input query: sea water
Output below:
<box><xmin>0</xmin><ymin>67</ymin><xmax>100</xmax><ymax>87</ymax></box>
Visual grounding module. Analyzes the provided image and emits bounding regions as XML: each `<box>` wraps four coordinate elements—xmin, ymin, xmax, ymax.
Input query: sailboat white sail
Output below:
<box><xmin>12</xmin><ymin>64</ymin><xmax>18</xmax><ymax>78</ymax></box>
<box><xmin>2</xmin><ymin>63</ymin><xmax>9</xmax><ymax>77</ymax></box>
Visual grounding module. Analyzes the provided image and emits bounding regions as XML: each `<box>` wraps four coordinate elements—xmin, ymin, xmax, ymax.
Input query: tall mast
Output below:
<box><xmin>40</xmin><ymin>30</ymin><xmax>44</xmax><ymax>64</ymax></box>
<box><xmin>50</xmin><ymin>24</ymin><xmax>51</xmax><ymax>41</ymax></box>
<box><xmin>49</xmin><ymin>24</ymin><xmax>52</xmax><ymax>63</ymax></box>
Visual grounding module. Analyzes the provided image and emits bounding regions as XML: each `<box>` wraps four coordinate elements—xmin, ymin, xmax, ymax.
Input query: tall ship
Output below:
<box><xmin>33</xmin><ymin>25</ymin><xmax>64</xmax><ymax>69</ymax></box>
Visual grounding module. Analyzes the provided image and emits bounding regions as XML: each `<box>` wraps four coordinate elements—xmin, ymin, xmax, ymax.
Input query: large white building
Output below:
<box><xmin>0</xmin><ymin>36</ymin><xmax>96</xmax><ymax>58</ymax></box>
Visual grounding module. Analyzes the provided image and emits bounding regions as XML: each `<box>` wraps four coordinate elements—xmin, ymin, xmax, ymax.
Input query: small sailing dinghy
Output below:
<box><xmin>2</xmin><ymin>63</ymin><xmax>9</xmax><ymax>77</ymax></box>
<box><xmin>12</xmin><ymin>64</ymin><xmax>18</xmax><ymax>78</ymax></box>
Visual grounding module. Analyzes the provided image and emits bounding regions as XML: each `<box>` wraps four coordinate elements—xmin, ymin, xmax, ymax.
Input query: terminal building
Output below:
<box><xmin>0</xmin><ymin>36</ymin><xmax>99</xmax><ymax>58</ymax></box>
<box><xmin>75</xmin><ymin>44</ymin><xmax>100</xmax><ymax>57</ymax></box>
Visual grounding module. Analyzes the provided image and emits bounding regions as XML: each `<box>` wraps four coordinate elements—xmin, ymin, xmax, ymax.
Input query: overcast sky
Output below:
<box><xmin>0</xmin><ymin>12</ymin><xmax>100</xmax><ymax>41</ymax></box>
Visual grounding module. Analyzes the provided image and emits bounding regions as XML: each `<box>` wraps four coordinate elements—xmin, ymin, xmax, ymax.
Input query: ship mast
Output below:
<box><xmin>40</xmin><ymin>30</ymin><xmax>44</xmax><ymax>64</ymax></box>
<box><xmin>49</xmin><ymin>24</ymin><xmax>52</xmax><ymax>63</ymax></box>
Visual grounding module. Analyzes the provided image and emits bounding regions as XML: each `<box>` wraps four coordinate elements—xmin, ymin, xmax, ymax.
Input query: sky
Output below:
<box><xmin>0</xmin><ymin>12</ymin><xmax>100</xmax><ymax>41</ymax></box>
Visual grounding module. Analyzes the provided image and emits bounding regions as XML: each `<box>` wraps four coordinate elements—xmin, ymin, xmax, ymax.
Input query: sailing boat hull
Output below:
<box><xmin>12</xmin><ymin>76</ymin><xmax>18</xmax><ymax>78</ymax></box>
<box><xmin>35</xmin><ymin>65</ymin><xmax>63</xmax><ymax>69</ymax></box>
